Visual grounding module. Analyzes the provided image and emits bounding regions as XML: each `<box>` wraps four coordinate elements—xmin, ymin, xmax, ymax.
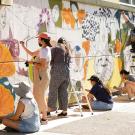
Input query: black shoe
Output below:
<box><xmin>57</xmin><ymin>112</ymin><xmax>67</xmax><ymax>117</ymax></box>
<box><xmin>47</xmin><ymin>112</ymin><xmax>51</xmax><ymax>116</ymax></box>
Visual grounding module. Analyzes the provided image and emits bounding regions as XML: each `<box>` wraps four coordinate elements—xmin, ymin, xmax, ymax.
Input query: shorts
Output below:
<box><xmin>19</xmin><ymin>115</ymin><xmax>40</xmax><ymax>133</ymax></box>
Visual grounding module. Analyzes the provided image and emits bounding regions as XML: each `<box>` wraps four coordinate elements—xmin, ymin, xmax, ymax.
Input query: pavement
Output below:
<box><xmin>0</xmin><ymin>95</ymin><xmax>135</xmax><ymax>135</ymax></box>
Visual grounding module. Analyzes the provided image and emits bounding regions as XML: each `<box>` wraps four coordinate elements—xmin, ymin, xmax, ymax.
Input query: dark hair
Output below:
<box><xmin>41</xmin><ymin>38</ymin><xmax>52</xmax><ymax>47</ymax></box>
<box><xmin>120</xmin><ymin>69</ymin><xmax>129</xmax><ymax>75</ymax></box>
<box><xmin>88</xmin><ymin>75</ymin><xmax>103</xmax><ymax>85</ymax></box>
<box><xmin>57</xmin><ymin>37</ymin><xmax>67</xmax><ymax>44</ymax></box>
<box><xmin>57</xmin><ymin>37</ymin><xmax>71</xmax><ymax>67</ymax></box>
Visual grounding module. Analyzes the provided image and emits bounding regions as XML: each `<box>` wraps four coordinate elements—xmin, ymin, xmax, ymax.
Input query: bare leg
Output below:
<box><xmin>2</xmin><ymin>118</ymin><xmax>20</xmax><ymax>131</ymax></box>
<box><xmin>124</xmin><ymin>85</ymin><xmax>135</xmax><ymax>99</ymax></box>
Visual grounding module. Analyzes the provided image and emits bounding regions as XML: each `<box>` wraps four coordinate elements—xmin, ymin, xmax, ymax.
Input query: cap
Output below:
<box><xmin>38</xmin><ymin>33</ymin><xmax>52</xmax><ymax>47</ymax></box>
<box><xmin>87</xmin><ymin>75</ymin><xmax>99</xmax><ymax>82</ymax></box>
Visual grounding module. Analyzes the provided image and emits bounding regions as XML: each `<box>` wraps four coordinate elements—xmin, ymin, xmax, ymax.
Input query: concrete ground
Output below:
<box><xmin>0</xmin><ymin>95</ymin><xmax>135</xmax><ymax>135</ymax></box>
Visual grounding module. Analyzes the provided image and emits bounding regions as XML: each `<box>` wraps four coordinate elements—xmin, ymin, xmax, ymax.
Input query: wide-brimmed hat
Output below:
<box><xmin>38</xmin><ymin>33</ymin><xmax>52</xmax><ymax>47</ymax></box>
<box><xmin>13</xmin><ymin>82</ymin><xmax>33</xmax><ymax>99</ymax></box>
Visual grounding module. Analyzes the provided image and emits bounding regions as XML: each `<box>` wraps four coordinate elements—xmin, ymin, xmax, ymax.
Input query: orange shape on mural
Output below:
<box><xmin>115</xmin><ymin>39</ymin><xmax>122</xmax><ymax>54</ymax></box>
<box><xmin>62</xmin><ymin>8</ymin><xmax>76</xmax><ymax>29</ymax></box>
<box><xmin>0</xmin><ymin>43</ymin><xmax>16</xmax><ymax>77</ymax></box>
<box><xmin>77</xmin><ymin>10</ymin><xmax>86</xmax><ymax>24</ymax></box>
<box><xmin>0</xmin><ymin>85</ymin><xmax>14</xmax><ymax>116</ymax></box>
<box><xmin>82</xmin><ymin>40</ymin><xmax>90</xmax><ymax>56</ymax></box>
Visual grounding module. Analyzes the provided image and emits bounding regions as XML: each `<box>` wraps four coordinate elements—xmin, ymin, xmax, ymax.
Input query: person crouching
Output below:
<box><xmin>87</xmin><ymin>75</ymin><xmax>113</xmax><ymax>111</ymax></box>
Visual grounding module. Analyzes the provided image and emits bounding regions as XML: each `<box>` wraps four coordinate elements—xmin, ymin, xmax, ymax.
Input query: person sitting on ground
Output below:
<box><xmin>120</xmin><ymin>69</ymin><xmax>135</xmax><ymax>82</ymax></box>
<box><xmin>114</xmin><ymin>69</ymin><xmax>135</xmax><ymax>101</ymax></box>
<box><xmin>86</xmin><ymin>75</ymin><xmax>113</xmax><ymax>111</ymax></box>
<box><xmin>1</xmin><ymin>81</ymin><xmax>40</xmax><ymax>133</ymax></box>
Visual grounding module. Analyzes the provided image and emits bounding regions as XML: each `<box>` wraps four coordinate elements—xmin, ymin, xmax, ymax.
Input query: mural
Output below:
<box><xmin>0</xmin><ymin>0</ymin><xmax>135</xmax><ymax>115</ymax></box>
<box><xmin>0</xmin><ymin>43</ymin><xmax>16</xmax><ymax>116</ymax></box>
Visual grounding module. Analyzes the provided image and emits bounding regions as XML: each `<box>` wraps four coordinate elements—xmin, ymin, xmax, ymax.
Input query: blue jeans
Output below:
<box><xmin>91</xmin><ymin>100</ymin><xmax>113</xmax><ymax>111</ymax></box>
<box><xmin>19</xmin><ymin>115</ymin><xmax>40</xmax><ymax>133</ymax></box>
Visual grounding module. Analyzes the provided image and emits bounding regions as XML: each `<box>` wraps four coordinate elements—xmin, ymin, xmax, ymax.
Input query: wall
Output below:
<box><xmin>0</xmin><ymin>0</ymin><xmax>135</xmax><ymax>92</ymax></box>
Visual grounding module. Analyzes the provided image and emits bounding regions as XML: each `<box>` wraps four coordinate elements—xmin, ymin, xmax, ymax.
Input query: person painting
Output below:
<box><xmin>20</xmin><ymin>33</ymin><xmax>51</xmax><ymax>124</ymax></box>
<box><xmin>1</xmin><ymin>82</ymin><xmax>40</xmax><ymax>133</ymax></box>
<box><xmin>120</xmin><ymin>69</ymin><xmax>135</xmax><ymax>82</ymax></box>
<box><xmin>47</xmin><ymin>37</ymin><xmax>71</xmax><ymax>116</ymax></box>
<box><xmin>114</xmin><ymin>69</ymin><xmax>135</xmax><ymax>101</ymax></box>
<box><xmin>86</xmin><ymin>75</ymin><xmax>113</xmax><ymax>111</ymax></box>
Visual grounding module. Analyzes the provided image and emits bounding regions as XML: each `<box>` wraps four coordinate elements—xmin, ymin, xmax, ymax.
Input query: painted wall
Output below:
<box><xmin>0</xmin><ymin>0</ymin><xmax>135</xmax><ymax>114</ymax></box>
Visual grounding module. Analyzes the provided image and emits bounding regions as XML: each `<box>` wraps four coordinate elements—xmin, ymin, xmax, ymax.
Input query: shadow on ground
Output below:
<box><xmin>0</xmin><ymin>130</ymin><xmax>25</xmax><ymax>135</ymax></box>
<box><xmin>113</xmin><ymin>95</ymin><xmax>135</xmax><ymax>103</ymax></box>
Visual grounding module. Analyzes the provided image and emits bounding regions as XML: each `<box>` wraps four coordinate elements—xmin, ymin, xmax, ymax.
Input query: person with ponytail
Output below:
<box><xmin>86</xmin><ymin>75</ymin><xmax>113</xmax><ymax>111</ymax></box>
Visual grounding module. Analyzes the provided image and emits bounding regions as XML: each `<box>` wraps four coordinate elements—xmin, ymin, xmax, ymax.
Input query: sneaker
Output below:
<box><xmin>57</xmin><ymin>112</ymin><xmax>67</xmax><ymax>117</ymax></box>
<box><xmin>129</xmin><ymin>97</ymin><xmax>135</xmax><ymax>101</ymax></box>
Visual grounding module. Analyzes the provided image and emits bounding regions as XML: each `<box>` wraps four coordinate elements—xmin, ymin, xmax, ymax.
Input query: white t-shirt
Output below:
<box><xmin>20</xmin><ymin>98</ymin><xmax>35</xmax><ymax>119</ymax></box>
<box><xmin>39</xmin><ymin>46</ymin><xmax>51</xmax><ymax>62</ymax></box>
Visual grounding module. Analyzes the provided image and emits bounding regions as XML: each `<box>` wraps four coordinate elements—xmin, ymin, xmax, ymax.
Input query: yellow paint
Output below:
<box><xmin>28</xmin><ymin>63</ymin><xmax>34</xmax><ymax>82</ymax></box>
<box><xmin>82</xmin><ymin>57</ymin><xmax>121</xmax><ymax>91</ymax></box>
<box><xmin>118</xmin><ymin>57</ymin><xmax>123</xmax><ymax>71</ymax></box>
<box><xmin>107</xmin><ymin>57</ymin><xmax>121</xmax><ymax>89</ymax></box>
